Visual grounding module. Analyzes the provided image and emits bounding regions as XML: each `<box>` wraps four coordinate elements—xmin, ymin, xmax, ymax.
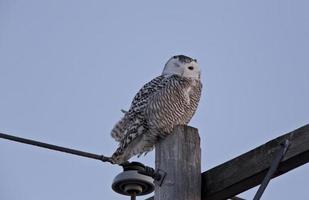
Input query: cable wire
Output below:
<box><xmin>0</xmin><ymin>132</ymin><xmax>113</xmax><ymax>164</ymax></box>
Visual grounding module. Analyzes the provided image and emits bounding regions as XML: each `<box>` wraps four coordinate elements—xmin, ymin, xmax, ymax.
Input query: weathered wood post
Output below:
<box><xmin>155</xmin><ymin>125</ymin><xmax>201</xmax><ymax>200</ymax></box>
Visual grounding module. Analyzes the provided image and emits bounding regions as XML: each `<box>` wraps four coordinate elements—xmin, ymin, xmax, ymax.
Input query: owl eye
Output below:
<box><xmin>188</xmin><ymin>66</ymin><xmax>194</xmax><ymax>70</ymax></box>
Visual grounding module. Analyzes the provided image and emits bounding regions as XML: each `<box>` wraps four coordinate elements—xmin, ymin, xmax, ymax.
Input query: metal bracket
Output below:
<box><xmin>138</xmin><ymin>165</ymin><xmax>167</xmax><ymax>186</ymax></box>
<box><xmin>253</xmin><ymin>139</ymin><xmax>290</xmax><ymax>200</ymax></box>
<box><xmin>153</xmin><ymin>169</ymin><xmax>167</xmax><ymax>186</ymax></box>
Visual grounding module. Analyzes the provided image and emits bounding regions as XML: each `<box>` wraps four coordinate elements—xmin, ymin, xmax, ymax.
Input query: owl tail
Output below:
<box><xmin>110</xmin><ymin>134</ymin><xmax>156</xmax><ymax>164</ymax></box>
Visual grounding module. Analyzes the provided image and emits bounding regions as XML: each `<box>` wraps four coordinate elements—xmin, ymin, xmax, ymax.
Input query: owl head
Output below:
<box><xmin>162</xmin><ymin>55</ymin><xmax>200</xmax><ymax>79</ymax></box>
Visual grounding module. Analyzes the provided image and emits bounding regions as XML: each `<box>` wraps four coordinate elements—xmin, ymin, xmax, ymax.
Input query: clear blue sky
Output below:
<box><xmin>0</xmin><ymin>1</ymin><xmax>308</xmax><ymax>199</ymax></box>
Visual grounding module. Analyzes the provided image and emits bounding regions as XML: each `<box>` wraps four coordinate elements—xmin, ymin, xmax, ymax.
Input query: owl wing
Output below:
<box><xmin>144</xmin><ymin>75</ymin><xmax>196</xmax><ymax>136</ymax></box>
<box><xmin>111</xmin><ymin>75</ymin><xmax>168</xmax><ymax>142</ymax></box>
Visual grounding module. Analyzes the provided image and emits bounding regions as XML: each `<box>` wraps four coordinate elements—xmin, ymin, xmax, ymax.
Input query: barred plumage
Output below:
<box><xmin>110</xmin><ymin>55</ymin><xmax>202</xmax><ymax>164</ymax></box>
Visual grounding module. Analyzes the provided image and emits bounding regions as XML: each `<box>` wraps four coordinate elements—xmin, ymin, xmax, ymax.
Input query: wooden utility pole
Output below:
<box><xmin>154</xmin><ymin>125</ymin><xmax>201</xmax><ymax>200</ymax></box>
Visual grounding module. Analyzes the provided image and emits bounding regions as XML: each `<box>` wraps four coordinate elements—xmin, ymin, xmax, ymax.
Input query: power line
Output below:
<box><xmin>0</xmin><ymin>132</ymin><xmax>113</xmax><ymax>164</ymax></box>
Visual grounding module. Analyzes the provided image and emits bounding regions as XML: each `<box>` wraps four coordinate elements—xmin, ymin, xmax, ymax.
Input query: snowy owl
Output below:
<box><xmin>110</xmin><ymin>55</ymin><xmax>202</xmax><ymax>164</ymax></box>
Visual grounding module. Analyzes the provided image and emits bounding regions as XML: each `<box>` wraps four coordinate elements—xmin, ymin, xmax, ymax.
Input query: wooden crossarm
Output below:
<box><xmin>202</xmin><ymin>124</ymin><xmax>309</xmax><ymax>200</ymax></box>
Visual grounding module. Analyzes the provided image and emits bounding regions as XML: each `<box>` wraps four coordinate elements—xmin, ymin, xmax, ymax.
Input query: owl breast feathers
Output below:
<box><xmin>110</xmin><ymin>55</ymin><xmax>202</xmax><ymax>164</ymax></box>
